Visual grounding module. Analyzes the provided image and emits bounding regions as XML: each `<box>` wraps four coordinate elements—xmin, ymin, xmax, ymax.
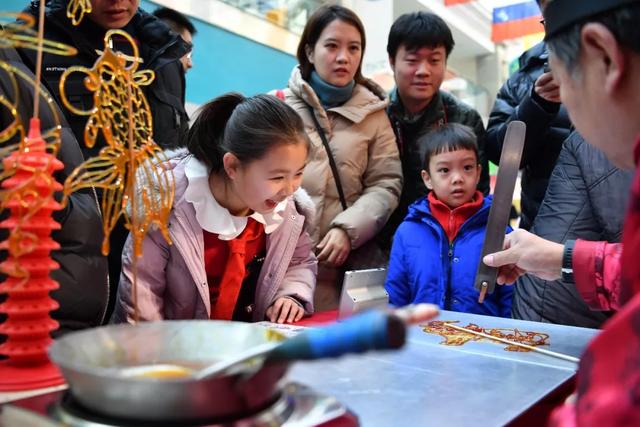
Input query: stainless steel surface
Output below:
<box><xmin>48</xmin><ymin>321</ymin><xmax>288</xmax><ymax>421</ymax></box>
<box><xmin>339</xmin><ymin>268</ymin><xmax>389</xmax><ymax>319</ymax></box>
<box><xmin>475</xmin><ymin>120</ymin><xmax>526</xmax><ymax>298</ymax></box>
<box><xmin>289</xmin><ymin>310</ymin><xmax>599</xmax><ymax>427</ymax></box>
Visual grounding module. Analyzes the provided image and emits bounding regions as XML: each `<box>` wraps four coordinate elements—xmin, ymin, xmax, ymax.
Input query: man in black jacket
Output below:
<box><xmin>381</xmin><ymin>12</ymin><xmax>490</xmax><ymax>247</ymax></box>
<box><xmin>0</xmin><ymin>46</ymin><xmax>108</xmax><ymax>336</ymax></box>
<box><xmin>16</xmin><ymin>0</ymin><xmax>190</xmax><ymax>317</ymax></box>
<box><xmin>512</xmin><ymin>132</ymin><xmax>633</xmax><ymax>328</ymax></box>
<box><xmin>486</xmin><ymin>0</ymin><xmax>572</xmax><ymax>230</ymax></box>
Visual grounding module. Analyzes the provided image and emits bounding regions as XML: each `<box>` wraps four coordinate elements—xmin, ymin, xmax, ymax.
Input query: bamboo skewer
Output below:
<box><xmin>445</xmin><ymin>323</ymin><xmax>580</xmax><ymax>364</ymax></box>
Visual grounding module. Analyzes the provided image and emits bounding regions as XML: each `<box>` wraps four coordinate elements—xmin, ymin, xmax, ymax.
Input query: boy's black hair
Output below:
<box><xmin>420</xmin><ymin>123</ymin><xmax>478</xmax><ymax>171</ymax></box>
<box><xmin>387</xmin><ymin>12</ymin><xmax>454</xmax><ymax>60</ymax></box>
<box><xmin>153</xmin><ymin>7</ymin><xmax>197</xmax><ymax>36</ymax></box>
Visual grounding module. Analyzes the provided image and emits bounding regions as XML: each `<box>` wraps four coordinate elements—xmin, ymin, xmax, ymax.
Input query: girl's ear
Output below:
<box><xmin>305</xmin><ymin>44</ymin><xmax>315</xmax><ymax>64</ymax></box>
<box><xmin>222</xmin><ymin>152</ymin><xmax>241</xmax><ymax>179</ymax></box>
<box><xmin>421</xmin><ymin>169</ymin><xmax>433</xmax><ymax>190</ymax></box>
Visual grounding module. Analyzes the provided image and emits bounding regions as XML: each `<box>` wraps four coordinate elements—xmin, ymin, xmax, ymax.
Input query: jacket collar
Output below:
<box><xmin>39</xmin><ymin>0</ymin><xmax>188</xmax><ymax>66</ymax></box>
<box><xmin>406</xmin><ymin>193</ymin><xmax>493</xmax><ymax>227</ymax></box>
<box><xmin>287</xmin><ymin>66</ymin><xmax>389</xmax><ymax>126</ymax></box>
<box><xmin>518</xmin><ymin>41</ymin><xmax>548</xmax><ymax>72</ymax></box>
<box><xmin>183</xmin><ymin>156</ymin><xmax>287</xmax><ymax>240</ymax></box>
<box><xmin>388</xmin><ymin>88</ymin><xmax>446</xmax><ymax>132</ymax></box>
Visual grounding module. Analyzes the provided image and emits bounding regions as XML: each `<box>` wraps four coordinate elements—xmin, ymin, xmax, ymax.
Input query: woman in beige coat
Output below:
<box><xmin>279</xmin><ymin>5</ymin><xmax>403</xmax><ymax>310</ymax></box>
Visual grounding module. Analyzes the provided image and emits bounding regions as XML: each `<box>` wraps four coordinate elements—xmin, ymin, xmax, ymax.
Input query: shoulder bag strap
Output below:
<box><xmin>308</xmin><ymin>107</ymin><xmax>348</xmax><ymax>211</ymax></box>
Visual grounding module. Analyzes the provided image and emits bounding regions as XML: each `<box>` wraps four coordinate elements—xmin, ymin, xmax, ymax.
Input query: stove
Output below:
<box><xmin>1</xmin><ymin>383</ymin><xmax>358</xmax><ymax>427</ymax></box>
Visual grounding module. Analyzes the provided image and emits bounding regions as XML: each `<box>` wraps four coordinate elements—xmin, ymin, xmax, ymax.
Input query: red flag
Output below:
<box><xmin>445</xmin><ymin>0</ymin><xmax>474</xmax><ymax>5</ymax></box>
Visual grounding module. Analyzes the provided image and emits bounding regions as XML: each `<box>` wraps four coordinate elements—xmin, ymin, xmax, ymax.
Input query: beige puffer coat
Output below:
<box><xmin>281</xmin><ymin>67</ymin><xmax>403</xmax><ymax>249</ymax></box>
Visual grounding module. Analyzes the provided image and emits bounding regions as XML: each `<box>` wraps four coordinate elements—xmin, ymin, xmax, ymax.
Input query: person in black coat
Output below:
<box><xmin>486</xmin><ymin>0</ymin><xmax>569</xmax><ymax>230</ymax></box>
<box><xmin>0</xmin><ymin>45</ymin><xmax>108</xmax><ymax>336</ymax></box>
<box><xmin>486</xmin><ymin>38</ymin><xmax>572</xmax><ymax>231</ymax></box>
<box><xmin>17</xmin><ymin>0</ymin><xmax>190</xmax><ymax>155</ymax></box>
<box><xmin>16</xmin><ymin>0</ymin><xmax>191</xmax><ymax>318</ymax></box>
<box><xmin>512</xmin><ymin>132</ymin><xmax>634</xmax><ymax>328</ymax></box>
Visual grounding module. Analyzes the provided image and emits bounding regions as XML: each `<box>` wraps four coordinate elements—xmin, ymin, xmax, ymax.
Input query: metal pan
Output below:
<box><xmin>48</xmin><ymin>321</ymin><xmax>288</xmax><ymax>421</ymax></box>
<box><xmin>49</xmin><ymin>311</ymin><xmax>407</xmax><ymax>421</ymax></box>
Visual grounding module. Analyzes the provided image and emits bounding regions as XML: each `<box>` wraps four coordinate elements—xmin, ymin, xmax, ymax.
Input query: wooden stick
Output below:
<box><xmin>446</xmin><ymin>323</ymin><xmax>580</xmax><ymax>364</ymax></box>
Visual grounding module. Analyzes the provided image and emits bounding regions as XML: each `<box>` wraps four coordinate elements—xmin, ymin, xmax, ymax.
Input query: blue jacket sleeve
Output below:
<box><xmin>384</xmin><ymin>227</ymin><xmax>411</xmax><ymax>307</ymax></box>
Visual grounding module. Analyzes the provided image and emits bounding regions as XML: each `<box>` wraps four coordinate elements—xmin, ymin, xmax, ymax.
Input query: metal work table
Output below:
<box><xmin>289</xmin><ymin>310</ymin><xmax>599</xmax><ymax>426</ymax></box>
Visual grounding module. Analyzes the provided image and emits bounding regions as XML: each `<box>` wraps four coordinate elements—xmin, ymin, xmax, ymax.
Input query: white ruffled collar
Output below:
<box><xmin>184</xmin><ymin>156</ymin><xmax>287</xmax><ymax>240</ymax></box>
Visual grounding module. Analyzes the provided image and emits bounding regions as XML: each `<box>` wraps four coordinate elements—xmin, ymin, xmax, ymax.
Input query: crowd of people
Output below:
<box><xmin>1</xmin><ymin>0</ymin><xmax>640</xmax><ymax>423</ymax></box>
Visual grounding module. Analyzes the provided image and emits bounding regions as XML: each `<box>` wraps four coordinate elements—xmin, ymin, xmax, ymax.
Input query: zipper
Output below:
<box><xmin>91</xmin><ymin>186</ymin><xmax>110</xmax><ymax>325</ymax></box>
<box><xmin>445</xmin><ymin>239</ymin><xmax>455</xmax><ymax>310</ymax></box>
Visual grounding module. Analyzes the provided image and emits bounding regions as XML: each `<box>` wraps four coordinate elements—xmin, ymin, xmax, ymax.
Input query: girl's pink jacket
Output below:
<box><xmin>112</xmin><ymin>153</ymin><xmax>317</xmax><ymax>323</ymax></box>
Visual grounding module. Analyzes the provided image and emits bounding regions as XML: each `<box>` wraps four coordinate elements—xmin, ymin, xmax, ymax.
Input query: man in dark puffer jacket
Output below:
<box><xmin>486</xmin><ymin>2</ymin><xmax>571</xmax><ymax>230</ymax></box>
<box><xmin>0</xmin><ymin>46</ymin><xmax>108</xmax><ymax>337</ymax></box>
<box><xmin>17</xmin><ymin>0</ymin><xmax>190</xmax><ymax>155</ymax></box>
<box><xmin>512</xmin><ymin>132</ymin><xmax>634</xmax><ymax>328</ymax></box>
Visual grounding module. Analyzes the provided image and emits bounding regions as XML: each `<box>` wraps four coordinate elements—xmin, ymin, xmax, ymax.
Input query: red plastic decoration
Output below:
<box><xmin>0</xmin><ymin>118</ymin><xmax>64</xmax><ymax>390</ymax></box>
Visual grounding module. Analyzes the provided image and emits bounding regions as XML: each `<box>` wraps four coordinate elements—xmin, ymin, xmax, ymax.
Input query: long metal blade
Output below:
<box><xmin>475</xmin><ymin>121</ymin><xmax>526</xmax><ymax>303</ymax></box>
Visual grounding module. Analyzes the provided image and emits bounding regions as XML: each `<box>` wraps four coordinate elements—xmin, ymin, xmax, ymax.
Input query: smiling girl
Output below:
<box><xmin>278</xmin><ymin>5</ymin><xmax>402</xmax><ymax>310</ymax></box>
<box><xmin>113</xmin><ymin>94</ymin><xmax>317</xmax><ymax>324</ymax></box>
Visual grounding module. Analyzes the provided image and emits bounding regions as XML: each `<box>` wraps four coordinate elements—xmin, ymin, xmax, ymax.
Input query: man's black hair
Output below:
<box><xmin>153</xmin><ymin>7</ymin><xmax>197</xmax><ymax>36</ymax></box>
<box><xmin>387</xmin><ymin>12</ymin><xmax>454</xmax><ymax>60</ymax></box>
<box><xmin>420</xmin><ymin>123</ymin><xmax>478</xmax><ymax>171</ymax></box>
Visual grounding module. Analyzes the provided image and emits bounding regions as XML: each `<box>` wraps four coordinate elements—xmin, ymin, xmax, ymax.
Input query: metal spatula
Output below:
<box><xmin>475</xmin><ymin>121</ymin><xmax>526</xmax><ymax>303</ymax></box>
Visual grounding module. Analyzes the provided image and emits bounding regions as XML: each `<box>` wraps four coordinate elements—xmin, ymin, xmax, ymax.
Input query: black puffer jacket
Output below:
<box><xmin>486</xmin><ymin>42</ymin><xmax>572</xmax><ymax>230</ymax></box>
<box><xmin>512</xmin><ymin>132</ymin><xmax>634</xmax><ymax>328</ymax></box>
<box><xmin>0</xmin><ymin>46</ymin><xmax>108</xmax><ymax>336</ymax></box>
<box><xmin>380</xmin><ymin>89</ymin><xmax>490</xmax><ymax>248</ymax></box>
<box><xmin>17</xmin><ymin>0</ymin><xmax>189</xmax><ymax>155</ymax></box>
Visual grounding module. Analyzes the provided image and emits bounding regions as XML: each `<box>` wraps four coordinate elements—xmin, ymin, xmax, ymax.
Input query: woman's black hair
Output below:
<box><xmin>420</xmin><ymin>123</ymin><xmax>478</xmax><ymax>171</ymax></box>
<box><xmin>186</xmin><ymin>93</ymin><xmax>309</xmax><ymax>172</ymax></box>
<box><xmin>296</xmin><ymin>4</ymin><xmax>366</xmax><ymax>83</ymax></box>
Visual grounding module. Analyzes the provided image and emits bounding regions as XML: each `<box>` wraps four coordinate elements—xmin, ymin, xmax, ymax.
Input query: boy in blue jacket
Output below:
<box><xmin>385</xmin><ymin>123</ymin><xmax>512</xmax><ymax>317</ymax></box>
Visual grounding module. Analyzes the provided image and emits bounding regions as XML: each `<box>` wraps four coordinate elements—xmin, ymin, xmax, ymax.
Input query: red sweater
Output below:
<box><xmin>203</xmin><ymin>218</ymin><xmax>266</xmax><ymax>320</ymax></box>
<box><xmin>428</xmin><ymin>191</ymin><xmax>484</xmax><ymax>242</ymax></box>
<box><xmin>551</xmin><ymin>138</ymin><xmax>640</xmax><ymax>426</ymax></box>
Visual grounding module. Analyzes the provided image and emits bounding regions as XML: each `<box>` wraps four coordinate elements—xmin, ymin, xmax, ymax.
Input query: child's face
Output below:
<box><xmin>421</xmin><ymin>149</ymin><xmax>481</xmax><ymax>209</ymax></box>
<box><xmin>227</xmin><ymin>141</ymin><xmax>308</xmax><ymax>214</ymax></box>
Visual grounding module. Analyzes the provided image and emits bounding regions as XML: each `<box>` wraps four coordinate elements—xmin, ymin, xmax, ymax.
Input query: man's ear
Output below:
<box><xmin>305</xmin><ymin>44</ymin><xmax>314</xmax><ymax>64</ymax></box>
<box><xmin>581</xmin><ymin>22</ymin><xmax>626</xmax><ymax>95</ymax></box>
<box><xmin>389</xmin><ymin>54</ymin><xmax>395</xmax><ymax>71</ymax></box>
<box><xmin>223</xmin><ymin>152</ymin><xmax>241</xmax><ymax>180</ymax></box>
<box><xmin>421</xmin><ymin>169</ymin><xmax>433</xmax><ymax>190</ymax></box>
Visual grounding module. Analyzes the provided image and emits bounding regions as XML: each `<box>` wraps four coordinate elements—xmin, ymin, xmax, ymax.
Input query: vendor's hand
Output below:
<box><xmin>534</xmin><ymin>72</ymin><xmax>561</xmax><ymax>103</ymax></box>
<box><xmin>482</xmin><ymin>229</ymin><xmax>564</xmax><ymax>284</ymax></box>
<box><xmin>317</xmin><ymin>227</ymin><xmax>352</xmax><ymax>267</ymax></box>
<box><xmin>266</xmin><ymin>297</ymin><xmax>305</xmax><ymax>324</ymax></box>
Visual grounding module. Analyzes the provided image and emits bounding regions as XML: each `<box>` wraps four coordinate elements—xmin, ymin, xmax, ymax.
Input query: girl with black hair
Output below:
<box><xmin>113</xmin><ymin>93</ymin><xmax>316</xmax><ymax>324</ymax></box>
